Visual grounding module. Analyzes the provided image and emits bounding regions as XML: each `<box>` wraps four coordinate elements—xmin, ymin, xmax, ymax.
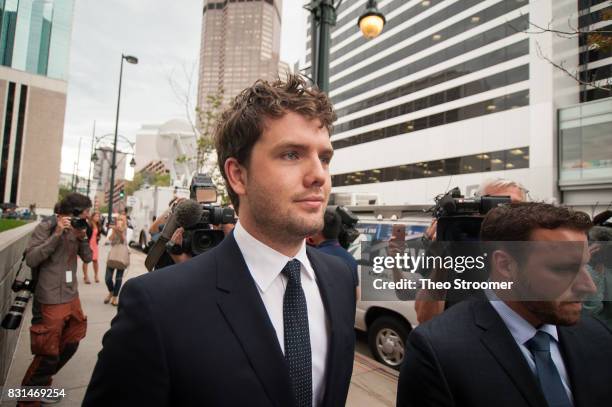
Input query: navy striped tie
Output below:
<box><xmin>282</xmin><ymin>259</ymin><xmax>312</xmax><ymax>407</ymax></box>
<box><xmin>526</xmin><ymin>331</ymin><xmax>572</xmax><ymax>407</ymax></box>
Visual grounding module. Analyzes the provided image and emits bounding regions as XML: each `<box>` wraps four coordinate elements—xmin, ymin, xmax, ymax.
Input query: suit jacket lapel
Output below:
<box><xmin>558</xmin><ymin>327</ymin><xmax>588</xmax><ymax>407</ymax></box>
<box><xmin>474</xmin><ymin>301</ymin><xmax>548</xmax><ymax>407</ymax></box>
<box><xmin>307</xmin><ymin>247</ymin><xmax>342</xmax><ymax>407</ymax></box>
<box><xmin>215</xmin><ymin>234</ymin><xmax>294</xmax><ymax>407</ymax></box>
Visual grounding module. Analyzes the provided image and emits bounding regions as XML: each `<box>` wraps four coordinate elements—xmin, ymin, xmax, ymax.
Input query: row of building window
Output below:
<box><xmin>578</xmin><ymin>3</ymin><xmax>611</xmax><ymax>103</ymax></box>
<box><xmin>331</xmin><ymin>147</ymin><xmax>530</xmax><ymax>187</ymax></box>
<box><xmin>578</xmin><ymin>0</ymin><xmax>609</xmax><ymax>11</ymax></box>
<box><xmin>331</xmin><ymin>0</ymin><xmax>471</xmax><ymax>70</ymax></box>
<box><xmin>578</xmin><ymin>5</ymin><xmax>611</xmax><ymax>27</ymax></box>
<box><xmin>322</xmin><ymin>0</ymin><xmax>428</xmax><ymax>59</ymax></box>
<box><xmin>203</xmin><ymin>0</ymin><xmax>273</xmax><ymax>11</ymax></box>
<box><xmin>335</xmin><ymin>65</ymin><xmax>528</xmax><ymax>135</ymax></box>
<box><xmin>332</xmin><ymin>90</ymin><xmax>530</xmax><ymax>150</ymax></box>
<box><xmin>335</xmin><ymin>39</ymin><xmax>528</xmax><ymax>119</ymax></box>
<box><xmin>330</xmin><ymin>0</ymin><xmax>525</xmax><ymax>79</ymax></box>
<box><xmin>331</xmin><ymin>15</ymin><xmax>529</xmax><ymax>105</ymax></box>
<box><xmin>579</xmin><ymin>44</ymin><xmax>611</xmax><ymax>66</ymax></box>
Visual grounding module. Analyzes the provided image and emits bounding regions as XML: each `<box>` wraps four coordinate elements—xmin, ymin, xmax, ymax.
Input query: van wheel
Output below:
<box><xmin>139</xmin><ymin>232</ymin><xmax>148</xmax><ymax>252</ymax></box>
<box><xmin>368</xmin><ymin>316</ymin><xmax>409</xmax><ymax>370</ymax></box>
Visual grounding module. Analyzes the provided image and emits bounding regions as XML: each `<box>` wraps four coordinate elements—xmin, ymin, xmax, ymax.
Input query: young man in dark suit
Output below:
<box><xmin>83</xmin><ymin>75</ymin><xmax>356</xmax><ymax>407</ymax></box>
<box><xmin>397</xmin><ymin>202</ymin><xmax>612</xmax><ymax>407</ymax></box>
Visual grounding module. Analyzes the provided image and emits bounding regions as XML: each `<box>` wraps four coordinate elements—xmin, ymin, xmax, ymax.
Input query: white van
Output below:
<box><xmin>347</xmin><ymin>206</ymin><xmax>431</xmax><ymax>369</ymax></box>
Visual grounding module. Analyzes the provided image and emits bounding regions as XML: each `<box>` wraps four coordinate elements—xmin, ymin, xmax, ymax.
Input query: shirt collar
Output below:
<box><xmin>233</xmin><ymin>221</ymin><xmax>315</xmax><ymax>293</ymax></box>
<box><xmin>485</xmin><ymin>289</ymin><xmax>559</xmax><ymax>345</ymax></box>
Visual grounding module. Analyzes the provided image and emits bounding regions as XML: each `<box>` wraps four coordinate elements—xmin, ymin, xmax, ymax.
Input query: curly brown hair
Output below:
<box><xmin>214</xmin><ymin>74</ymin><xmax>336</xmax><ymax>212</ymax></box>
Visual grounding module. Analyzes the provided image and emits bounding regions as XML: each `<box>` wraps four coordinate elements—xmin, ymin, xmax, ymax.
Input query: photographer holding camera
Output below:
<box><xmin>414</xmin><ymin>178</ymin><xmax>527</xmax><ymax>323</ymax></box>
<box><xmin>20</xmin><ymin>193</ymin><xmax>92</xmax><ymax>403</ymax></box>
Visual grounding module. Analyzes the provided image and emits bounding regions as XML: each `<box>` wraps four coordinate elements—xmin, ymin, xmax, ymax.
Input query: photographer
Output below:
<box><xmin>308</xmin><ymin>208</ymin><xmax>359</xmax><ymax>298</ymax></box>
<box><xmin>21</xmin><ymin>193</ymin><xmax>92</xmax><ymax>403</ymax></box>
<box><xmin>145</xmin><ymin>175</ymin><xmax>234</xmax><ymax>271</ymax></box>
<box><xmin>414</xmin><ymin>178</ymin><xmax>526</xmax><ymax>323</ymax></box>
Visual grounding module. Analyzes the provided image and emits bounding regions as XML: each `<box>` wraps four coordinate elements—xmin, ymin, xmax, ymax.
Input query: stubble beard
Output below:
<box><xmin>513</xmin><ymin>274</ymin><xmax>582</xmax><ymax>326</ymax></box>
<box><xmin>523</xmin><ymin>301</ymin><xmax>582</xmax><ymax>326</ymax></box>
<box><xmin>247</xmin><ymin>186</ymin><xmax>325</xmax><ymax>246</ymax></box>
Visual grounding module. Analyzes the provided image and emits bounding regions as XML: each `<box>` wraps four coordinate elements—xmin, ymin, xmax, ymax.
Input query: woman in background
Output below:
<box><xmin>83</xmin><ymin>211</ymin><xmax>102</xmax><ymax>283</ymax></box>
<box><xmin>105</xmin><ymin>217</ymin><xmax>127</xmax><ymax>306</ymax></box>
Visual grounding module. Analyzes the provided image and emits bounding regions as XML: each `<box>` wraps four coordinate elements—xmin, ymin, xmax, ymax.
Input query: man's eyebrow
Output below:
<box><xmin>272</xmin><ymin>142</ymin><xmax>334</xmax><ymax>156</ymax></box>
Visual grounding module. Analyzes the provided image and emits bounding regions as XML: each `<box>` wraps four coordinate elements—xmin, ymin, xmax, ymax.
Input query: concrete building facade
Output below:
<box><xmin>197</xmin><ymin>0</ymin><xmax>283</xmax><ymax>107</ymax></box>
<box><xmin>0</xmin><ymin>0</ymin><xmax>75</xmax><ymax>210</ymax></box>
<box><xmin>302</xmin><ymin>0</ymin><xmax>610</xmax><ymax>208</ymax></box>
<box><xmin>134</xmin><ymin>118</ymin><xmax>197</xmax><ymax>188</ymax></box>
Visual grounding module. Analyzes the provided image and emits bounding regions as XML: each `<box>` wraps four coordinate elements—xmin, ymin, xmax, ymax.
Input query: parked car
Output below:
<box><xmin>349</xmin><ymin>213</ymin><xmax>430</xmax><ymax>369</ymax></box>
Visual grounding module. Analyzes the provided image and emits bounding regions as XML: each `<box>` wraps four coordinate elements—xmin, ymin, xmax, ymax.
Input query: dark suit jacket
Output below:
<box><xmin>83</xmin><ymin>233</ymin><xmax>356</xmax><ymax>406</ymax></box>
<box><xmin>397</xmin><ymin>299</ymin><xmax>612</xmax><ymax>407</ymax></box>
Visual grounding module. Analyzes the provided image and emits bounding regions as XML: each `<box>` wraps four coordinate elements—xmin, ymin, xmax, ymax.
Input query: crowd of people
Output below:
<box><xmin>14</xmin><ymin>74</ymin><xmax>611</xmax><ymax>406</ymax></box>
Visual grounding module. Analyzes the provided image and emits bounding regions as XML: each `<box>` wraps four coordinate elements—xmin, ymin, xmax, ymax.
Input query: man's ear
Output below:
<box><xmin>491</xmin><ymin>250</ymin><xmax>518</xmax><ymax>280</ymax></box>
<box><xmin>224</xmin><ymin>158</ymin><xmax>247</xmax><ymax>197</ymax></box>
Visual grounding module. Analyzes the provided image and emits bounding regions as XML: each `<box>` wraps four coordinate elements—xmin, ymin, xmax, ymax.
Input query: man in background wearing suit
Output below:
<box><xmin>397</xmin><ymin>202</ymin><xmax>612</xmax><ymax>407</ymax></box>
<box><xmin>83</xmin><ymin>75</ymin><xmax>356</xmax><ymax>407</ymax></box>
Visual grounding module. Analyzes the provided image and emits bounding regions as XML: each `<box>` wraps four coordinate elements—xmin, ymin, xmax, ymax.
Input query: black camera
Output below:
<box><xmin>1</xmin><ymin>278</ymin><xmax>35</xmax><ymax>330</ymax></box>
<box><xmin>70</xmin><ymin>217</ymin><xmax>88</xmax><ymax>230</ymax></box>
<box><xmin>70</xmin><ymin>208</ymin><xmax>88</xmax><ymax>230</ymax></box>
<box><xmin>330</xmin><ymin>205</ymin><xmax>360</xmax><ymax>250</ymax></box>
<box><xmin>175</xmin><ymin>206</ymin><xmax>236</xmax><ymax>256</ymax></box>
<box><xmin>433</xmin><ymin>187</ymin><xmax>511</xmax><ymax>241</ymax></box>
<box><xmin>164</xmin><ymin>174</ymin><xmax>236</xmax><ymax>257</ymax></box>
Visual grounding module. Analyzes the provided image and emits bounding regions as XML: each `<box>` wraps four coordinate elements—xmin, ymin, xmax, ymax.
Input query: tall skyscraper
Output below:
<box><xmin>197</xmin><ymin>0</ymin><xmax>283</xmax><ymax>108</ymax></box>
<box><xmin>304</xmin><ymin>0</ymin><xmax>610</xmax><ymax>209</ymax></box>
<box><xmin>0</xmin><ymin>0</ymin><xmax>75</xmax><ymax>210</ymax></box>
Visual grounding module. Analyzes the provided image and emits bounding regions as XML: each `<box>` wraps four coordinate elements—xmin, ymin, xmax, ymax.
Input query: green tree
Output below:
<box><xmin>166</xmin><ymin>63</ymin><xmax>228</xmax><ymax>203</ymax></box>
<box><xmin>58</xmin><ymin>186</ymin><xmax>71</xmax><ymax>202</ymax></box>
<box><xmin>124</xmin><ymin>171</ymin><xmax>172</xmax><ymax>196</ymax></box>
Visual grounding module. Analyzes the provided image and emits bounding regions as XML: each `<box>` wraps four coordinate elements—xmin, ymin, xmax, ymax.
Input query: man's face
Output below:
<box><xmin>514</xmin><ymin>228</ymin><xmax>597</xmax><ymax>326</ymax></box>
<box><xmin>238</xmin><ymin>112</ymin><xmax>333</xmax><ymax>243</ymax></box>
<box><xmin>80</xmin><ymin>208</ymin><xmax>91</xmax><ymax>219</ymax></box>
<box><xmin>484</xmin><ymin>185</ymin><xmax>525</xmax><ymax>203</ymax></box>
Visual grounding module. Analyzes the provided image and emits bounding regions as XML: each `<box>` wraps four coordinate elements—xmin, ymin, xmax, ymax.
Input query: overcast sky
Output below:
<box><xmin>61</xmin><ymin>0</ymin><xmax>308</xmax><ymax>178</ymax></box>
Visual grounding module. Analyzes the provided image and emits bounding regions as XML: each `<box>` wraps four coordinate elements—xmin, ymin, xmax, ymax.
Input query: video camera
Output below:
<box><xmin>433</xmin><ymin>187</ymin><xmax>511</xmax><ymax>241</ymax></box>
<box><xmin>158</xmin><ymin>174</ymin><xmax>235</xmax><ymax>259</ymax></box>
<box><xmin>329</xmin><ymin>205</ymin><xmax>360</xmax><ymax>250</ymax></box>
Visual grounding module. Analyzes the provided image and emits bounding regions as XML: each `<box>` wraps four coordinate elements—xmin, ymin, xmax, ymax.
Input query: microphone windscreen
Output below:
<box><xmin>174</xmin><ymin>199</ymin><xmax>203</xmax><ymax>229</ymax></box>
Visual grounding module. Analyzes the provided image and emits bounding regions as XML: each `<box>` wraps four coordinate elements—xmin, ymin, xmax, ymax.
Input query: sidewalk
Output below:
<box><xmin>2</xmin><ymin>243</ymin><xmax>397</xmax><ymax>406</ymax></box>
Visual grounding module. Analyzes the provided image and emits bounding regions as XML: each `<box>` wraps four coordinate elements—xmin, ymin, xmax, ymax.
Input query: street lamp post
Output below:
<box><xmin>108</xmin><ymin>53</ymin><xmax>138</xmax><ymax>221</ymax></box>
<box><xmin>86</xmin><ymin>120</ymin><xmax>96</xmax><ymax>197</ymax></box>
<box><xmin>89</xmin><ymin>133</ymin><xmax>136</xmax><ymax>209</ymax></box>
<box><xmin>306</xmin><ymin>0</ymin><xmax>385</xmax><ymax>93</ymax></box>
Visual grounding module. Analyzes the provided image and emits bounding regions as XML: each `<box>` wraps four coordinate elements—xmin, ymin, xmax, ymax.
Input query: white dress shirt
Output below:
<box><xmin>486</xmin><ymin>290</ymin><xmax>574</xmax><ymax>404</ymax></box>
<box><xmin>233</xmin><ymin>221</ymin><xmax>329</xmax><ymax>406</ymax></box>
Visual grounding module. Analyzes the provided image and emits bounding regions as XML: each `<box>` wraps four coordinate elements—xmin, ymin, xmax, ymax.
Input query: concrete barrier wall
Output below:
<box><xmin>0</xmin><ymin>222</ymin><xmax>36</xmax><ymax>386</ymax></box>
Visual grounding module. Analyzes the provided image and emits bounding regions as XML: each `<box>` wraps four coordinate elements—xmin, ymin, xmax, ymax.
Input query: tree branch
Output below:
<box><xmin>535</xmin><ymin>41</ymin><xmax>612</xmax><ymax>91</ymax></box>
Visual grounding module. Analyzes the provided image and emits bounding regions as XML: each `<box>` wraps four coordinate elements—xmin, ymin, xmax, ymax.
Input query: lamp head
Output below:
<box><xmin>358</xmin><ymin>0</ymin><xmax>385</xmax><ymax>39</ymax></box>
<box><xmin>124</xmin><ymin>55</ymin><xmax>138</xmax><ymax>64</ymax></box>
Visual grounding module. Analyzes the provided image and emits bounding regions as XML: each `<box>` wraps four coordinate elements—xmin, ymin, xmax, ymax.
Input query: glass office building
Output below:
<box><xmin>0</xmin><ymin>0</ymin><xmax>74</xmax><ymax>80</ymax></box>
<box><xmin>0</xmin><ymin>0</ymin><xmax>74</xmax><ymax>209</ymax></box>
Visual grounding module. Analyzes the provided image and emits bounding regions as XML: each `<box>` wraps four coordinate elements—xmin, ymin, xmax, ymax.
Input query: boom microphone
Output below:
<box><xmin>144</xmin><ymin>210</ymin><xmax>180</xmax><ymax>272</ymax></box>
<box><xmin>175</xmin><ymin>199</ymin><xmax>203</xmax><ymax>229</ymax></box>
